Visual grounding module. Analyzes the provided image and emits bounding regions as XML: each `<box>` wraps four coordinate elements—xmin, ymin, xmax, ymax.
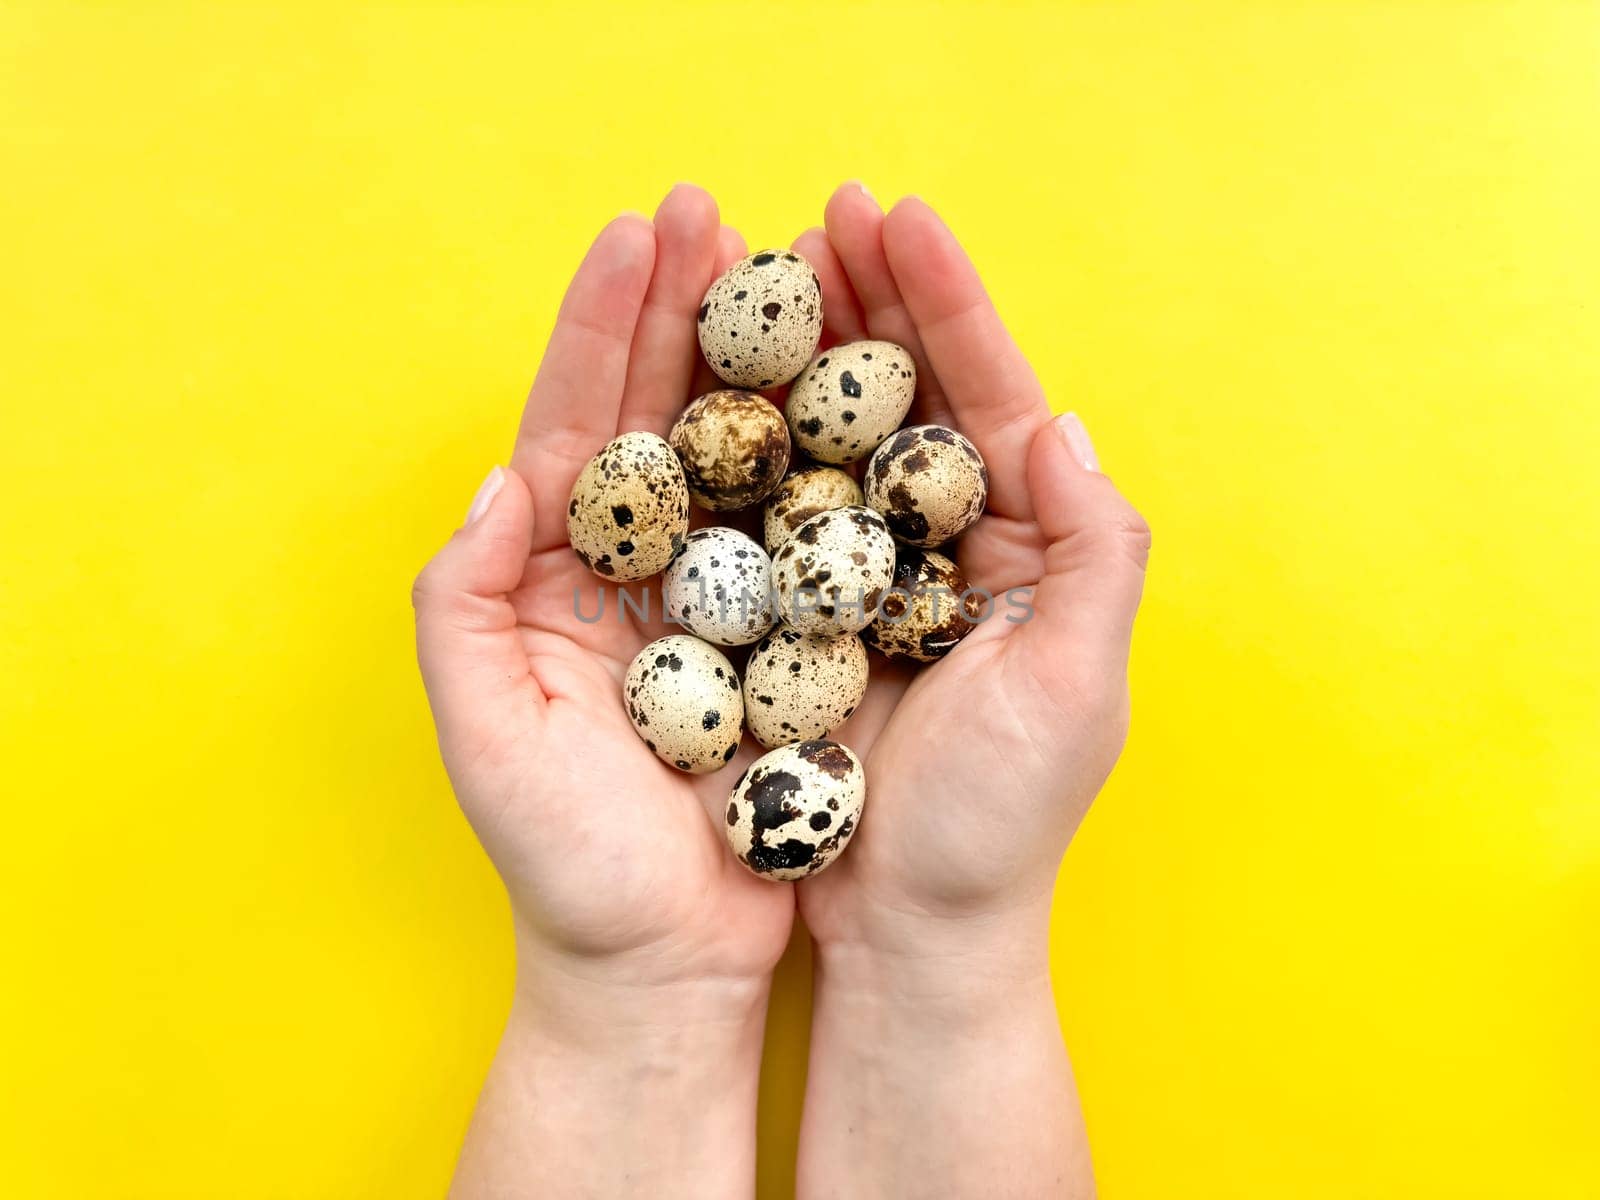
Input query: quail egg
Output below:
<box><xmin>771</xmin><ymin>505</ymin><xmax>895</xmax><ymax>637</ymax></box>
<box><xmin>743</xmin><ymin>626</ymin><xmax>868</xmax><ymax>749</ymax></box>
<box><xmin>663</xmin><ymin>527</ymin><xmax>775</xmax><ymax>646</ymax></box>
<box><xmin>786</xmin><ymin>340</ymin><xmax>916</xmax><ymax>465</ymax></box>
<box><xmin>623</xmin><ymin>635</ymin><xmax>744</xmax><ymax>773</ymax></box>
<box><xmin>668</xmin><ymin>390</ymin><xmax>791</xmax><ymax>511</ymax></box>
<box><xmin>697</xmin><ymin>250</ymin><xmax>823</xmax><ymax>389</ymax></box>
<box><xmin>724</xmin><ymin>739</ymin><xmax>865</xmax><ymax>880</ymax></box>
<box><xmin>862</xmin><ymin>546</ymin><xmax>985</xmax><ymax>663</ymax></box>
<box><xmin>864</xmin><ymin>425</ymin><xmax>989</xmax><ymax>547</ymax></box>
<box><xmin>567</xmin><ymin>431</ymin><xmax>690</xmax><ymax>580</ymax></box>
<box><xmin>762</xmin><ymin>464</ymin><xmax>863</xmax><ymax>554</ymax></box>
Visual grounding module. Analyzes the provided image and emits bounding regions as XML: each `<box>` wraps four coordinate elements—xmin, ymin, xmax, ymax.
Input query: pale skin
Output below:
<box><xmin>413</xmin><ymin>183</ymin><xmax>1149</xmax><ymax>1198</ymax></box>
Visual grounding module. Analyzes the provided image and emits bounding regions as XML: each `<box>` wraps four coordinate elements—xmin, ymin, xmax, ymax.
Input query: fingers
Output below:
<box><xmin>617</xmin><ymin>185</ymin><xmax>722</xmax><ymax>437</ymax></box>
<box><xmin>1019</xmin><ymin>415</ymin><xmax>1149</xmax><ymax>687</ymax></box>
<box><xmin>822</xmin><ymin>183</ymin><xmax>954</xmax><ymax>427</ymax></box>
<box><xmin>686</xmin><ymin>226</ymin><xmax>748</xmax><ymax>401</ymax></box>
<box><xmin>513</xmin><ymin>214</ymin><xmax>656</xmax><ymax>551</ymax></box>
<box><xmin>414</xmin><ymin>467</ymin><xmax>545</xmax><ymax>758</ymax></box>
<box><xmin>880</xmin><ymin>197</ymin><xmax>1050</xmax><ymax>519</ymax></box>
<box><xmin>793</xmin><ymin>226</ymin><xmax>866</xmax><ymax>344</ymax></box>
<box><xmin>715</xmin><ymin>224</ymin><xmax>747</xmax><ymax>271</ymax></box>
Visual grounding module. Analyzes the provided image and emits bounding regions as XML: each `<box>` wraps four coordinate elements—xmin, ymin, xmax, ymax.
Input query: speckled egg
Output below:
<box><xmin>668</xmin><ymin>390</ymin><xmax>791</xmax><ymax>512</ymax></box>
<box><xmin>862</xmin><ymin>546</ymin><xmax>985</xmax><ymax>663</ymax></box>
<box><xmin>786</xmin><ymin>340</ymin><xmax>916</xmax><ymax>465</ymax></box>
<box><xmin>663</xmin><ymin>527</ymin><xmax>775</xmax><ymax>646</ymax></box>
<box><xmin>697</xmin><ymin>250</ymin><xmax>823</xmax><ymax>389</ymax></box>
<box><xmin>771</xmin><ymin>505</ymin><xmax>895</xmax><ymax>637</ymax></box>
<box><xmin>623</xmin><ymin>635</ymin><xmax>744</xmax><ymax>774</ymax></box>
<box><xmin>724</xmin><ymin>739</ymin><xmax>865</xmax><ymax>880</ymax></box>
<box><xmin>567</xmin><ymin>432</ymin><xmax>690</xmax><ymax>580</ymax></box>
<box><xmin>761</xmin><ymin>464</ymin><xmax>864</xmax><ymax>554</ymax></box>
<box><xmin>743</xmin><ymin>626</ymin><xmax>868</xmax><ymax>749</ymax></box>
<box><xmin>864</xmin><ymin>425</ymin><xmax>989</xmax><ymax>547</ymax></box>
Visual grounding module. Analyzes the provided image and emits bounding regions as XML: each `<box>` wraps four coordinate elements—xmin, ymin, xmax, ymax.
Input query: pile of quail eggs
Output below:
<box><xmin>566</xmin><ymin>248</ymin><xmax>989</xmax><ymax>883</ymax></box>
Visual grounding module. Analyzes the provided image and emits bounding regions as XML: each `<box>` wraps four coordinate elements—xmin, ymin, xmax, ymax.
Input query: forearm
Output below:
<box><xmin>797</xmin><ymin>924</ymin><xmax>1093</xmax><ymax>1199</ymax></box>
<box><xmin>451</xmin><ymin>947</ymin><xmax>771</xmax><ymax>1199</ymax></box>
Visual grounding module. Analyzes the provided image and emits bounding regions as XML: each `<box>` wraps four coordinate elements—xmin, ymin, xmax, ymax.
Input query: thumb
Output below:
<box><xmin>412</xmin><ymin>466</ymin><xmax>543</xmax><ymax>754</ymax></box>
<box><xmin>1021</xmin><ymin>413</ymin><xmax>1150</xmax><ymax>684</ymax></box>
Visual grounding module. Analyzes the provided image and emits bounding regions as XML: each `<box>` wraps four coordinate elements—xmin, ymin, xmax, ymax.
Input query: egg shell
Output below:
<box><xmin>623</xmin><ymin>635</ymin><xmax>744</xmax><ymax>774</ymax></box>
<box><xmin>697</xmin><ymin>250</ymin><xmax>823</xmax><ymax>389</ymax></box>
<box><xmin>663</xmin><ymin>527</ymin><xmax>775</xmax><ymax>646</ymax></box>
<box><xmin>743</xmin><ymin>626</ymin><xmax>868</xmax><ymax>748</ymax></box>
<box><xmin>862</xmin><ymin>546</ymin><xmax>985</xmax><ymax>663</ymax></box>
<box><xmin>864</xmin><ymin>425</ymin><xmax>989</xmax><ymax>547</ymax></box>
<box><xmin>724</xmin><ymin>739</ymin><xmax>865</xmax><ymax>880</ymax></box>
<box><xmin>668</xmin><ymin>390</ymin><xmax>791</xmax><ymax>512</ymax></box>
<box><xmin>567</xmin><ymin>432</ymin><xmax>690</xmax><ymax>580</ymax></box>
<box><xmin>771</xmin><ymin>505</ymin><xmax>896</xmax><ymax>637</ymax></box>
<box><xmin>761</xmin><ymin>464</ymin><xmax>864</xmax><ymax>554</ymax></box>
<box><xmin>786</xmin><ymin>340</ymin><xmax>916</xmax><ymax>465</ymax></box>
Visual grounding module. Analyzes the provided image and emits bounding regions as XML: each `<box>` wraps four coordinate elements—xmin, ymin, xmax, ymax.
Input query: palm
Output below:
<box><xmin>479</xmin><ymin>541</ymin><xmax>791</xmax><ymax>972</ymax></box>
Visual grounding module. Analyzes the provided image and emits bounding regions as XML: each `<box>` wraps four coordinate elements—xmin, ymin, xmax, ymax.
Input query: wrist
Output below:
<box><xmin>808</xmin><ymin>893</ymin><xmax>1055</xmax><ymax>1006</ymax></box>
<box><xmin>453</xmin><ymin>940</ymin><xmax>771</xmax><ymax>1199</ymax></box>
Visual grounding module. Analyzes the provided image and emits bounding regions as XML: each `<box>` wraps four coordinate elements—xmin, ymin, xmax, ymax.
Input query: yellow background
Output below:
<box><xmin>3</xmin><ymin>2</ymin><xmax>1597</xmax><ymax>1196</ymax></box>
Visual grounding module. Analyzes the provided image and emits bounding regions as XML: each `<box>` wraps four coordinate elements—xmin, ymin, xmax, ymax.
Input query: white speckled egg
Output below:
<box><xmin>786</xmin><ymin>340</ymin><xmax>916</xmax><ymax>465</ymax></box>
<box><xmin>862</xmin><ymin>546</ymin><xmax>985</xmax><ymax>663</ymax></box>
<box><xmin>663</xmin><ymin>527</ymin><xmax>775</xmax><ymax>646</ymax></box>
<box><xmin>668</xmin><ymin>390</ymin><xmax>791</xmax><ymax>511</ymax></box>
<box><xmin>771</xmin><ymin>505</ymin><xmax>895</xmax><ymax>637</ymax></box>
<box><xmin>863</xmin><ymin>425</ymin><xmax>989</xmax><ymax>547</ymax></box>
<box><xmin>724</xmin><ymin>739</ymin><xmax>865</xmax><ymax>880</ymax></box>
<box><xmin>743</xmin><ymin>626</ymin><xmax>868</xmax><ymax>749</ymax></box>
<box><xmin>761</xmin><ymin>464</ymin><xmax>864</xmax><ymax>554</ymax></box>
<box><xmin>623</xmin><ymin>635</ymin><xmax>744</xmax><ymax>774</ymax></box>
<box><xmin>697</xmin><ymin>250</ymin><xmax>823</xmax><ymax>389</ymax></box>
<box><xmin>567</xmin><ymin>432</ymin><xmax>690</xmax><ymax>580</ymax></box>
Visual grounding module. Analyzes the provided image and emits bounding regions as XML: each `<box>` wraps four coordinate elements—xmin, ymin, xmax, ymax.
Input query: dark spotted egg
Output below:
<box><xmin>762</xmin><ymin>463</ymin><xmax>863</xmax><ymax>554</ymax></box>
<box><xmin>863</xmin><ymin>425</ymin><xmax>988</xmax><ymax>547</ymax></box>
<box><xmin>668</xmin><ymin>390</ymin><xmax>791</xmax><ymax>512</ymax></box>
<box><xmin>697</xmin><ymin>250</ymin><xmax>822</xmax><ymax>389</ymax></box>
<box><xmin>567</xmin><ymin>432</ymin><xmax>689</xmax><ymax>581</ymax></box>
<box><xmin>770</xmin><ymin>505</ymin><xmax>895</xmax><ymax>637</ymax></box>
<box><xmin>786</xmin><ymin>340</ymin><xmax>916</xmax><ymax>465</ymax></box>
<box><xmin>623</xmin><ymin>635</ymin><xmax>744</xmax><ymax>774</ymax></box>
<box><xmin>742</xmin><ymin>626</ymin><xmax>868</xmax><ymax>749</ymax></box>
<box><xmin>724</xmin><ymin>739</ymin><xmax>865</xmax><ymax>880</ymax></box>
<box><xmin>862</xmin><ymin>546</ymin><xmax>984</xmax><ymax>663</ymax></box>
<box><xmin>663</xmin><ymin>527</ymin><xmax>775</xmax><ymax>646</ymax></box>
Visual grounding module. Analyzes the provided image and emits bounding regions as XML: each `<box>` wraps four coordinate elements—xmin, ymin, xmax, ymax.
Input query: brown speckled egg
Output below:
<box><xmin>567</xmin><ymin>432</ymin><xmax>689</xmax><ymax>580</ymax></box>
<box><xmin>743</xmin><ymin>626</ymin><xmax>868</xmax><ymax>749</ymax></box>
<box><xmin>864</xmin><ymin>425</ymin><xmax>988</xmax><ymax>547</ymax></box>
<box><xmin>862</xmin><ymin>546</ymin><xmax>985</xmax><ymax>663</ymax></box>
<box><xmin>623</xmin><ymin>635</ymin><xmax>744</xmax><ymax>774</ymax></box>
<box><xmin>771</xmin><ymin>505</ymin><xmax>895</xmax><ymax>637</ymax></box>
<box><xmin>786</xmin><ymin>340</ymin><xmax>916</xmax><ymax>465</ymax></box>
<box><xmin>697</xmin><ymin>250</ymin><xmax>823</xmax><ymax>389</ymax></box>
<box><xmin>761</xmin><ymin>464</ymin><xmax>863</xmax><ymax>554</ymax></box>
<box><xmin>724</xmin><ymin>739</ymin><xmax>865</xmax><ymax>880</ymax></box>
<box><xmin>668</xmin><ymin>390</ymin><xmax>791</xmax><ymax>512</ymax></box>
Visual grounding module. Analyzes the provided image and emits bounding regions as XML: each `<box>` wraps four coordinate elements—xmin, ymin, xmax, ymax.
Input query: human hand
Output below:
<box><xmin>791</xmin><ymin>185</ymin><xmax>1149</xmax><ymax>1198</ymax></box>
<box><xmin>412</xmin><ymin>185</ymin><xmax>793</xmax><ymax>1197</ymax></box>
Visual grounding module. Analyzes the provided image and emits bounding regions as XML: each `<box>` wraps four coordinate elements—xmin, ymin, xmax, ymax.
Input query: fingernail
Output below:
<box><xmin>847</xmin><ymin>180</ymin><xmax>877</xmax><ymax>205</ymax></box>
<box><xmin>1055</xmin><ymin>413</ymin><xmax>1100</xmax><ymax>472</ymax></box>
<box><xmin>466</xmin><ymin>466</ymin><xmax>506</xmax><ymax>525</ymax></box>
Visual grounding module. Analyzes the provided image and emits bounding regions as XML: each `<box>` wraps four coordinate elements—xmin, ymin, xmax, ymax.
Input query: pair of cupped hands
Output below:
<box><xmin>413</xmin><ymin>181</ymin><xmax>1148</xmax><ymax>1059</ymax></box>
